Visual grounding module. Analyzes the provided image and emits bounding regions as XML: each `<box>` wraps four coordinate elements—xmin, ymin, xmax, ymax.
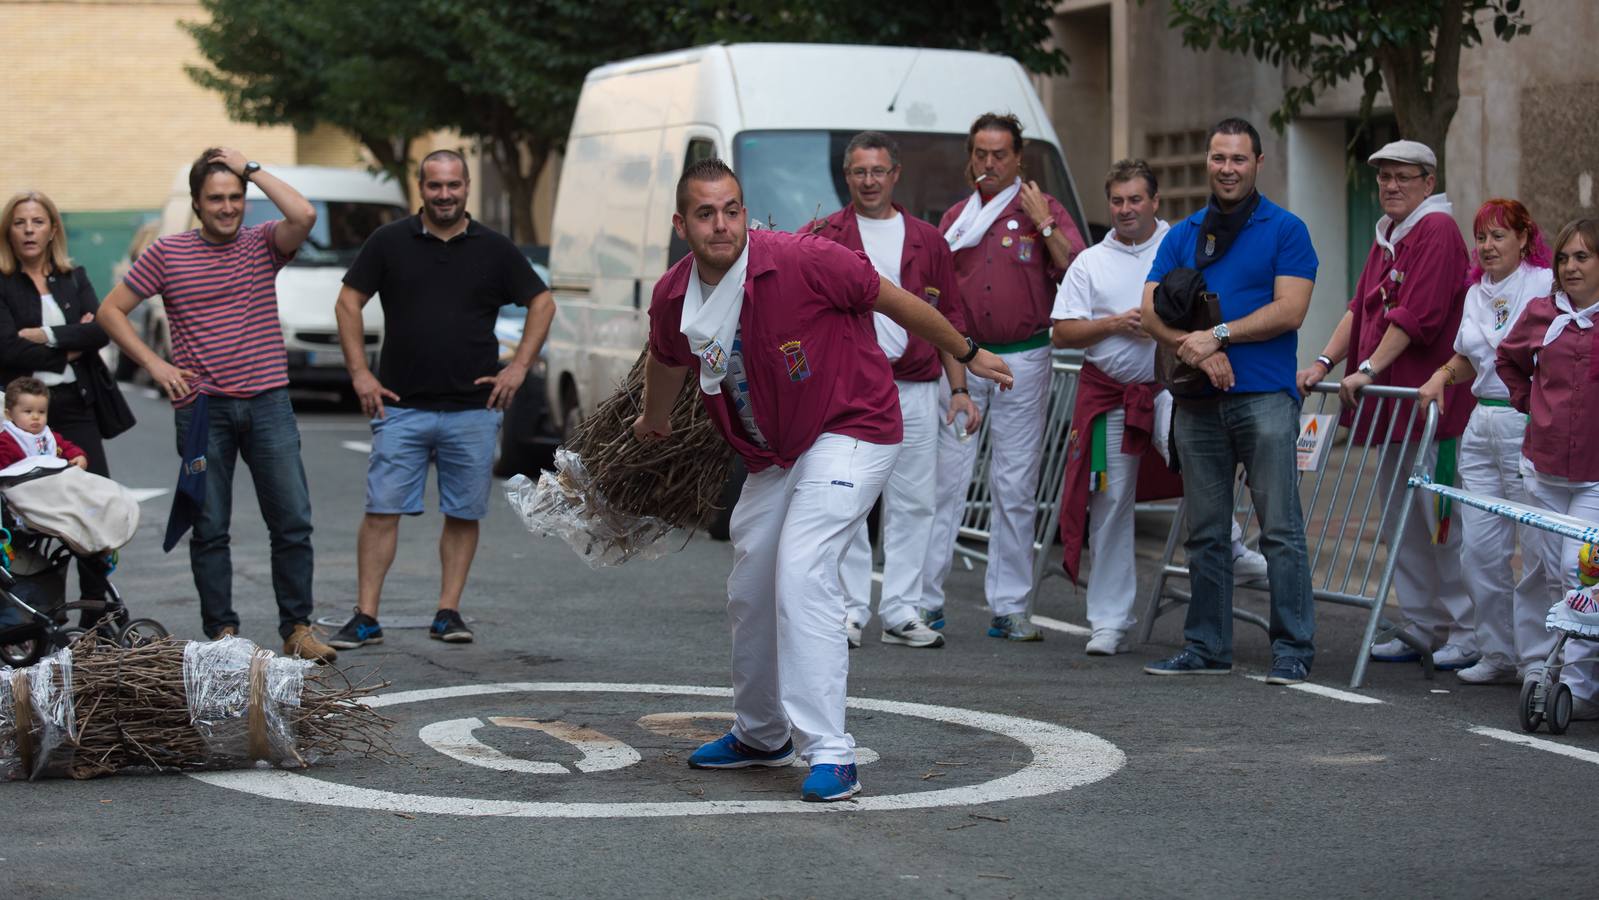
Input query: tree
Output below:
<box><xmin>1164</xmin><ymin>0</ymin><xmax>1532</xmax><ymax>186</ymax></box>
<box><xmin>184</xmin><ymin>0</ymin><xmax>439</xmax><ymax>182</ymax></box>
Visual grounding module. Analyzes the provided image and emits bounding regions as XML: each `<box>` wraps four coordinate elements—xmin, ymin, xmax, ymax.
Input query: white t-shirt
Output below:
<box><xmin>697</xmin><ymin>275</ymin><xmax>766</xmax><ymax>447</ymax></box>
<box><xmin>1050</xmin><ymin>221</ymin><xmax>1169</xmax><ymax>385</ymax></box>
<box><xmin>855</xmin><ymin>212</ymin><xmax>909</xmax><ymax>362</ymax></box>
<box><xmin>1454</xmin><ymin>262</ymin><xmax>1552</xmax><ymax>400</ymax></box>
<box><xmin>33</xmin><ymin>292</ymin><xmax>75</xmax><ymax>387</ymax></box>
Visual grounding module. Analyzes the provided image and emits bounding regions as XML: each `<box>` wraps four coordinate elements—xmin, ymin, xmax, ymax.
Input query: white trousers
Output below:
<box><xmin>842</xmin><ymin>380</ymin><xmax>940</xmax><ymax>630</ymax></box>
<box><xmin>1377</xmin><ymin>440</ymin><xmax>1473</xmax><ymax>651</ymax></box>
<box><xmin>1522</xmin><ymin>473</ymin><xmax>1599</xmax><ymax>703</ymax></box>
<box><xmin>1085</xmin><ymin>409</ymin><xmax>1141</xmax><ymax>632</ymax></box>
<box><xmin>726</xmin><ymin>433</ymin><xmax>899</xmax><ymax>765</ymax></box>
<box><xmin>922</xmin><ymin>346</ymin><xmax>1053</xmax><ymax>617</ymax></box>
<box><xmin>1457</xmin><ymin>405</ymin><xmax>1559</xmax><ymax>672</ymax></box>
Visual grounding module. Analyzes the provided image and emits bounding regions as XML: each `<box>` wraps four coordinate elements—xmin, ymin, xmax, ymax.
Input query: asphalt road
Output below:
<box><xmin>1</xmin><ymin>385</ymin><xmax>1591</xmax><ymax>899</ymax></box>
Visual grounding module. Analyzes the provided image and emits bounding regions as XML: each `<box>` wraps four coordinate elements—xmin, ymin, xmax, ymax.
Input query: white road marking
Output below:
<box><xmin>127</xmin><ymin>488</ymin><xmax>169</xmax><ymax>503</ymax></box>
<box><xmin>341</xmin><ymin>440</ymin><xmax>372</xmax><ymax>454</ymax></box>
<box><xmin>192</xmin><ymin>682</ymin><xmax>1125</xmax><ymax>818</ymax></box>
<box><xmin>1471</xmin><ymin>726</ymin><xmax>1599</xmax><ymax>765</ymax></box>
<box><xmin>1244</xmin><ymin>675</ymin><xmax>1385</xmax><ymax>705</ymax></box>
<box><xmin>1029</xmin><ymin>615</ymin><xmax>1092</xmax><ymax>637</ymax></box>
<box><xmin>420</xmin><ymin>717</ymin><xmax>568</xmax><ymax>774</ymax></box>
<box><xmin>488</xmin><ymin>717</ymin><xmax>641</xmax><ymax>773</ymax></box>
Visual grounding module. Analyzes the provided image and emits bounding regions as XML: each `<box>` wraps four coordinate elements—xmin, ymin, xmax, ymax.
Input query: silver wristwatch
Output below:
<box><xmin>1210</xmin><ymin>322</ymin><xmax>1230</xmax><ymax>349</ymax></box>
<box><xmin>1357</xmin><ymin>358</ymin><xmax>1376</xmax><ymax>377</ymax></box>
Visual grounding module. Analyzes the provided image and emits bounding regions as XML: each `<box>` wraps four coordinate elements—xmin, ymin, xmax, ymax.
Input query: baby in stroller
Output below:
<box><xmin>0</xmin><ymin>377</ymin><xmax>158</xmax><ymax>666</ymax></box>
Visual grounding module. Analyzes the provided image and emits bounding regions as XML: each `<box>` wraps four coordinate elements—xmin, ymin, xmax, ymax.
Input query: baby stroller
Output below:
<box><xmin>1519</xmin><ymin>584</ymin><xmax>1599</xmax><ymax>735</ymax></box>
<box><xmin>0</xmin><ymin>460</ymin><xmax>163</xmax><ymax>667</ymax></box>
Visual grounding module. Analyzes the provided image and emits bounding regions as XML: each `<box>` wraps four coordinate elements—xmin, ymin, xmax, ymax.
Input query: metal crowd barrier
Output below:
<box><xmin>953</xmin><ymin>354</ymin><xmax>1083</xmax><ymax>609</ymax></box>
<box><xmin>1136</xmin><ymin>382</ymin><xmax>1440</xmax><ymax>689</ymax></box>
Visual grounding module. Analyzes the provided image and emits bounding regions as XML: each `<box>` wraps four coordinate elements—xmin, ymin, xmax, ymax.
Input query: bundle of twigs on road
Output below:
<box><xmin>1</xmin><ymin>635</ymin><xmax>393</xmax><ymax>780</ymax></box>
<box><xmin>505</xmin><ymin>349</ymin><xmax>732</xmax><ymax>567</ymax></box>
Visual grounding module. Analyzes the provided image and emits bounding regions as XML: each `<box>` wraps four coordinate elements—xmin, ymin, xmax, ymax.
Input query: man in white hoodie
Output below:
<box><xmin>1299</xmin><ymin>139</ymin><xmax>1475</xmax><ymax>670</ymax></box>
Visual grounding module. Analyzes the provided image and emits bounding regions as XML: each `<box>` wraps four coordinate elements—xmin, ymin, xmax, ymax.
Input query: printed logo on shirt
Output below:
<box><xmin>1066</xmin><ymin>427</ymin><xmax>1082</xmax><ymax>461</ymax></box>
<box><xmin>830</xmin><ymin>480</ymin><xmax>855</xmax><ymax>488</ymax></box>
<box><xmin>184</xmin><ymin>456</ymin><xmax>207</xmax><ymax>476</ymax></box>
<box><xmin>780</xmin><ymin>340</ymin><xmax>811</xmax><ymax>382</ymax></box>
<box><xmin>1018</xmin><ymin>236</ymin><xmax>1035</xmax><ymax>263</ymax></box>
<box><xmin>1493</xmin><ymin>295</ymin><xmax>1511</xmax><ymax>330</ymax></box>
<box><xmin>697</xmin><ymin>339</ymin><xmax>728</xmax><ymax>375</ymax></box>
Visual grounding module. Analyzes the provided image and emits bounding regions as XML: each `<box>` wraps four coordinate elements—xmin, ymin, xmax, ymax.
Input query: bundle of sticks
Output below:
<box><xmin>506</xmin><ymin>350</ymin><xmax>732</xmax><ymax>566</ymax></box>
<box><xmin>1</xmin><ymin>635</ymin><xmax>393</xmax><ymax>780</ymax></box>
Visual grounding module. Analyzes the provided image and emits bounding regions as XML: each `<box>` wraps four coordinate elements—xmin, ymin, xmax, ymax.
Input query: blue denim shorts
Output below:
<box><xmin>366</xmin><ymin>407</ymin><xmax>502</xmax><ymax>520</ymax></box>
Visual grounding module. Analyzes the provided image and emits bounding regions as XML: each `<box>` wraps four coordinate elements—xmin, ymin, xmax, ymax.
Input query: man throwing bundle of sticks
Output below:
<box><xmin>632</xmin><ymin>159</ymin><xmax>1011</xmax><ymax>802</ymax></box>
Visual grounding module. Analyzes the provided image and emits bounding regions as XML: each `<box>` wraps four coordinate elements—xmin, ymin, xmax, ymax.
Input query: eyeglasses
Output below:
<box><xmin>846</xmin><ymin>166</ymin><xmax>897</xmax><ymax>182</ymax></box>
<box><xmin>1376</xmin><ymin>171</ymin><xmax>1427</xmax><ymax>187</ymax></box>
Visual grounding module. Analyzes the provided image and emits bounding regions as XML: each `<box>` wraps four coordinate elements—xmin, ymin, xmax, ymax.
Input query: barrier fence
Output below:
<box><xmin>1137</xmin><ymin>382</ymin><xmax>1440</xmax><ymax>689</ymax></box>
<box><xmin>952</xmin><ymin>355</ymin><xmax>1082</xmax><ymax>610</ymax></box>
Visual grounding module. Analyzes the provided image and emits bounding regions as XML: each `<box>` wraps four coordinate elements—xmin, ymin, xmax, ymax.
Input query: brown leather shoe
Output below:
<box><xmin>283</xmin><ymin>624</ymin><xmax>337</xmax><ymax>664</ymax></box>
<box><xmin>212</xmin><ymin>625</ymin><xmax>239</xmax><ymax>641</ymax></box>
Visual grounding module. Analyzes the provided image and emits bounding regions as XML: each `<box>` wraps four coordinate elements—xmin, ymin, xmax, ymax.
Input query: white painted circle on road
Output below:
<box><xmin>191</xmin><ymin>682</ymin><xmax>1125</xmax><ymax>818</ymax></box>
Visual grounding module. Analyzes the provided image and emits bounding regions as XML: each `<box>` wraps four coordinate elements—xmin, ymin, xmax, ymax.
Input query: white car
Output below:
<box><xmin>137</xmin><ymin>165</ymin><xmax>408</xmax><ymax>390</ymax></box>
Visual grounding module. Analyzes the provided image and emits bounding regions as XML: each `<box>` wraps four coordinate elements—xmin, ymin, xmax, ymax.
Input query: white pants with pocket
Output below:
<box><xmin>1085</xmin><ymin>408</ymin><xmax>1141</xmax><ymax>633</ymax></box>
<box><xmin>922</xmin><ymin>346</ymin><xmax>1053</xmax><ymax>617</ymax></box>
<box><xmin>1458</xmin><ymin>405</ymin><xmax>1559</xmax><ymax>673</ymax></box>
<box><xmin>1522</xmin><ymin>472</ymin><xmax>1599</xmax><ymax>703</ymax></box>
<box><xmin>726</xmin><ymin>433</ymin><xmax>899</xmax><ymax>765</ymax></box>
<box><xmin>842</xmin><ymin>380</ymin><xmax>941</xmax><ymax>630</ymax></box>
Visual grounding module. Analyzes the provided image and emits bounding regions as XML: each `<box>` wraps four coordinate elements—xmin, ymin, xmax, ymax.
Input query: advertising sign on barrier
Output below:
<box><xmin>1296</xmin><ymin>414</ymin><xmax>1338</xmax><ymax>472</ymax></box>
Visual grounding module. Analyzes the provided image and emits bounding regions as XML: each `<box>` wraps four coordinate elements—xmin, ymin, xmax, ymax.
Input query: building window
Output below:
<box><xmin>1145</xmin><ymin>129</ymin><xmax>1210</xmax><ymax>219</ymax></box>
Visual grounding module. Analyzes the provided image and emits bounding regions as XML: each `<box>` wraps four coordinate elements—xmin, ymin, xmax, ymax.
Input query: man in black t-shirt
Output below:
<box><xmin>329</xmin><ymin>149</ymin><xmax>555</xmax><ymax>648</ymax></box>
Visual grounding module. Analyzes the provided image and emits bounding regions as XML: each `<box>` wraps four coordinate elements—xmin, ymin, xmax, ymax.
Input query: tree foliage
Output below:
<box><xmin>186</xmin><ymin>0</ymin><xmax>1069</xmax><ymax>241</ymax></box>
<box><xmin>1165</xmin><ymin>0</ymin><xmax>1532</xmax><ymax>186</ymax></box>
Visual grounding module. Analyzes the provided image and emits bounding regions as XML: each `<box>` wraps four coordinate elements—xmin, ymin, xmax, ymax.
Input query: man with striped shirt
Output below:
<box><xmin>98</xmin><ymin>146</ymin><xmax>336</xmax><ymax>663</ymax></box>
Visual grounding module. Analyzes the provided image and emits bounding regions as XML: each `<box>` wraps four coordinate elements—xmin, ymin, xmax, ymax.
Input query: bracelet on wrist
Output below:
<box><xmin>950</xmin><ymin>387</ymin><xmax>970</xmax><ymax>396</ymax></box>
<box><xmin>1315</xmin><ymin>355</ymin><xmax>1334</xmax><ymax>370</ymax></box>
<box><xmin>1438</xmin><ymin>363</ymin><xmax>1457</xmax><ymax>386</ymax></box>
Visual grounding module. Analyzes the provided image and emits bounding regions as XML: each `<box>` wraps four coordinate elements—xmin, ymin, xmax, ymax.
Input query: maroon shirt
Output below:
<box><xmin>0</xmin><ymin>428</ymin><xmax>85</xmax><ymax>469</ymax></box>
<box><xmin>1345</xmin><ymin>212</ymin><xmax>1473</xmax><ymax>442</ymax></box>
<box><xmin>1496</xmin><ymin>294</ymin><xmax>1599</xmax><ymax>481</ymax></box>
<box><xmin>799</xmin><ymin>204</ymin><xmax>965</xmax><ymax>382</ymax></box>
<box><xmin>647</xmin><ymin>229</ymin><xmax>901</xmax><ymax>472</ymax></box>
<box><xmin>938</xmin><ymin>191</ymin><xmax>1082</xmax><ymax>345</ymax></box>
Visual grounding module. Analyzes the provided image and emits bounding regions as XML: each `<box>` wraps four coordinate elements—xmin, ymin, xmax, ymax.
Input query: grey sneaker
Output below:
<box><xmin>881</xmin><ymin>618</ymin><xmax>945</xmax><ymax>648</ymax></box>
<box><xmin>987</xmin><ymin>614</ymin><xmax>1042</xmax><ymax>642</ymax></box>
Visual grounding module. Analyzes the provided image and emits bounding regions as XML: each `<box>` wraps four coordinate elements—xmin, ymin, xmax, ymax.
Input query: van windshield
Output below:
<box><xmin>733</xmin><ymin>130</ymin><xmax>1085</xmax><ymax>236</ymax></box>
<box><xmin>243</xmin><ymin>200</ymin><xmax>409</xmax><ymax>267</ymax></box>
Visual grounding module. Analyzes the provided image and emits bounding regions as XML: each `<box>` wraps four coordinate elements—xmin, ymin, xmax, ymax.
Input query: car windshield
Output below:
<box><xmin>733</xmin><ymin>130</ymin><xmax>1085</xmax><ymax>235</ymax></box>
<box><xmin>243</xmin><ymin>199</ymin><xmax>408</xmax><ymax>267</ymax></box>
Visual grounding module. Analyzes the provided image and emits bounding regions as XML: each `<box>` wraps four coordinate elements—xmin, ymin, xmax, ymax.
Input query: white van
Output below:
<box><xmin>137</xmin><ymin>165</ymin><xmax>408</xmax><ymax>390</ymax></box>
<box><xmin>543</xmin><ymin>42</ymin><xmax>1088</xmax><ymax>435</ymax></box>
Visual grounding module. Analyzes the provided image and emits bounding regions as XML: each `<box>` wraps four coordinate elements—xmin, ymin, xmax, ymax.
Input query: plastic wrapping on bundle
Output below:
<box><xmin>182</xmin><ymin>636</ymin><xmax>313</xmax><ymax>767</ymax></box>
<box><xmin>0</xmin><ymin>648</ymin><xmax>76</xmax><ymax>780</ymax></box>
<box><xmin>505</xmin><ymin>448</ymin><xmax>683</xmax><ymax>569</ymax></box>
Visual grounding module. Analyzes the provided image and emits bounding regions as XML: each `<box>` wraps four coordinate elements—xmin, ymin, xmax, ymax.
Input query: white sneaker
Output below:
<box><xmin>1085</xmin><ymin>629</ymin><xmax>1129</xmax><ymax>656</ymax></box>
<box><xmin>1370</xmin><ymin>638</ymin><xmax>1423</xmax><ymax>662</ymax></box>
<box><xmin>1431</xmin><ymin>643</ymin><xmax>1480</xmax><ymax>671</ymax></box>
<box><xmin>880</xmin><ymin>618</ymin><xmax>945</xmax><ymax>648</ymax></box>
<box><xmin>1456</xmin><ymin>659</ymin><xmax>1518</xmax><ymax>685</ymax></box>
<box><xmin>845</xmin><ymin>620</ymin><xmax>864</xmax><ymax>649</ymax></box>
<box><xmin>1233</xmin><ymin>547</ymin><xmax>1268</xmax><ymax>583</ymax></box>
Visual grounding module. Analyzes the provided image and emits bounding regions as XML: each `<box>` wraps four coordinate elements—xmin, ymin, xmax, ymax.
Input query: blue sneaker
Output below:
<box><xmin>687</xmin><ymin>733</ymin><xmax>796</xmax><ymax>769</ymax></box>
<box><xmin>327</xmin><ymin>610</ymin><xmax>383</xmax><ymax>649</ymax></box>
<box><xmin>801</xmin><ymin>763</ymin><xmax>860</xmax><ymax>802</ymax></box>
<box><xmin>987</xmin><ymin>614</ymin><xmax>1042</xmax><ymax>641</ymax></box>
<box><xmin>1266</xmin><ymin>656</ymin><xmax>1310</xmax><ymax>685</ymax></box>
<box><xmin>921</xmin><ymin>607</ymin><xmax>946</xmax><ymax>631</ymax></box>
<box><xmin>1143</xmin><ymin>648</ymin><xmax>1232</xmax><ymax>676</ymax></box>
<box><xmin>430</xmin><ymin>609</ymin><xmax>473</xmax><ymax>643</ymax></box>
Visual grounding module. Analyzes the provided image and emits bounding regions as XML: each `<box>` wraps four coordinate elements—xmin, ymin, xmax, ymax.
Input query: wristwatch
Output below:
<box><xmin>1039</xmin><ymin>219</ymin><xmax>1055</xmax><ymax>238</ymax></box>
<box><xmin>1357</xmin><ymin>358</ymin><xmax>1377</xmax><ymax>377</ymax></box>
<box><xmin>1211</xmin><ymin>322</ymin><xmax>1231</xmax><ymax>349</ymax></box>
<box><xmin>956</xmin><ymin>336</ymin><xmax>980</xmax><ymax>364</ymax></box>
<box><xmin>242</xmin><ymin>161</ymin><xmax>262</xmax><ymax>182</ymax></box>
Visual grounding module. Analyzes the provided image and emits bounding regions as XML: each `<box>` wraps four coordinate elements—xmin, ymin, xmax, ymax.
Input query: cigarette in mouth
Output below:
<box><xmin>974</xmin><ymin>173</ymin><xmax>992</xmax><ymax>183</ymax></box>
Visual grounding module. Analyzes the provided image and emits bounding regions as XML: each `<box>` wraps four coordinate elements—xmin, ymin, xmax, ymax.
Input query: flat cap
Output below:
<box><xmin>1368</xmin><ymin>139</ymin><xmax>1437</xmax><ymax>169</ymax></box>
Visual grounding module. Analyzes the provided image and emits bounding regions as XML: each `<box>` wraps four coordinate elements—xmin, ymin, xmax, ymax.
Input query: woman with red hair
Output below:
<box><xmin>1419</xmin><ymin>199</ymin><xmax>1555</xmax><ymax>685</ymax></box>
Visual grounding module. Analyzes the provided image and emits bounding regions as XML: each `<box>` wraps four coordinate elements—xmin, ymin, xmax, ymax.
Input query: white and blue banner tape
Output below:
<box><xmin>1409</xmin><ymin>475</ymin><xmax>1599</xmax><ymax>545</ymax></box>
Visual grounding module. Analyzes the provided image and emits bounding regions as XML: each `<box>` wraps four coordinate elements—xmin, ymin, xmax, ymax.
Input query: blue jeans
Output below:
<box><xmin>173</xmin><ymin>389</ymin><xmax>314</xmax><ymax>639</ymax></box>
<box><xmin>1173</xmin><ymin>391</ymin><xmax>1314</xmax><ymax>666</ymax></box>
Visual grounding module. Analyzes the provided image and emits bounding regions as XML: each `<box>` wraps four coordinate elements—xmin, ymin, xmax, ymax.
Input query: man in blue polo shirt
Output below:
<box><xmin>1138</xmin><ymin>118</ymin><xmax>1320</xmax><ymax>685</ymax></box>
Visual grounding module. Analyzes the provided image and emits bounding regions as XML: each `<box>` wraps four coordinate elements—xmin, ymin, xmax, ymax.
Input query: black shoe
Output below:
<box><xmin>327</xmin><ymin>610</ymin><xmax>384</xmax><ymax>649</ymax></box>
<box><xmin>430</xmin><ymin>609</ymin><xmax>473</xmax><ymax>643</ymax></box>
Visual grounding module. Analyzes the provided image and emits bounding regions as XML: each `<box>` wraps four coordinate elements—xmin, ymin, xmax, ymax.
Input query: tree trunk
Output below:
<box><xmin>359</xmin><ymin>132</ymin><xmax>415</xmax><ymax>187</ymax></box>
<box><xmin>1375</xmin><ymin>0</ymin><xmax>1464</xmax><ymax>189</ymax></box>
<box><xmin>486</xmin><ymin>136</ymin><xmax>548</xmax><ymax>244</ymax></box>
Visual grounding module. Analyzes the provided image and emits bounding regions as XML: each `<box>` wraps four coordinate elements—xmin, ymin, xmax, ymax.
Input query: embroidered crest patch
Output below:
<box><xmin>1018</xmin><ymin>235</ymin><xmax>1035</xmax><ymax>263</ymax></box>
<box><xmin>780</xmin><ymin>340</ymin><xmax>811</xmax><ymax>382</ymax></box>
<box><xmin>1493</xmin><ymin>295</ymin><xmax>1510</xmax><ymax>330</ymax></box>
<box><xmin>697</xmin><ymin>339</ymin><xmax>728</xmax><ymax>375</ymax></box>
<box><xmin>922</xmin><ymin>286</ymin><xmax>941</xmax><ymax>307</ymax></box>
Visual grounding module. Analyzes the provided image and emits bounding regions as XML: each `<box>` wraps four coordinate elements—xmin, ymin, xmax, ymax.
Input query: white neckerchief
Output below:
<box><xmin>944</xmin><ymin>177</ymin><xmax>1022</xmax><ymax>253</ymax></box>
<box><xmin>1374</xmin><ymin>193</ymin><xmax>1453</xmax><ymax>258</ymax></box>
<box><xmin>1104</xmin><ymin>219</ymin><xmax>1170</xmax><ymax>257</ymax></box>
<box><xmin>680</xmin><ymin>239</ymin><xmax>752</xmax><ymax>395</ymax></box>
<box><xmin>2</xmin><ymin>420</ymin><xmax>56</xmax><ymax>459</ymax></box>
<box><xmin>1543</xmin><ymin>291</ymin><xmax>1599</xmax><ymax>346</ymax></box>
